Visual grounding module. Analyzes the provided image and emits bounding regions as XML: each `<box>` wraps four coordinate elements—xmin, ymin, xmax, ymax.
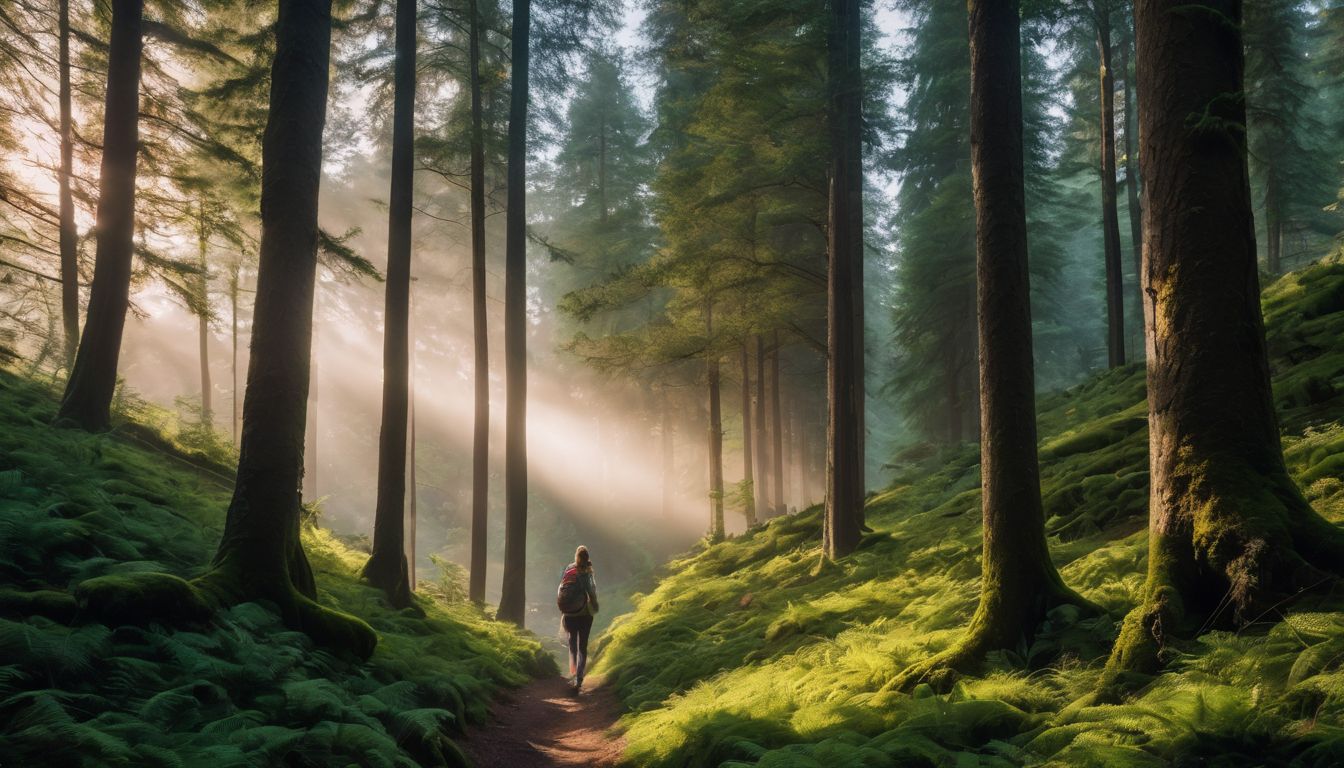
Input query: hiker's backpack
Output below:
<box><xmin>556</xmin><ymin>566</ymin><xmax>588</xmax><ymax>614</ymax></box>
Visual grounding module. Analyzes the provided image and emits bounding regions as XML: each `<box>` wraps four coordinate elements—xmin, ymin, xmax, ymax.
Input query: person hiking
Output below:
<box><xmin>557</xmin><ymin>545</ymin><xmax>599</xmax><ymax>695</ymax></box>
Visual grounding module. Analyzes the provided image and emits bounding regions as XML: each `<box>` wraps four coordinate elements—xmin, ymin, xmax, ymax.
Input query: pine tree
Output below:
<box><xmin>898</xmin><ymin>0</ymin><xmax>1096</xmax><ymax>688</ymax></box>
<box><xmin>56</xmin><ymin>0</ymin><xmax>144</xmax><ymax>432</ymax></box>
<box><xmin>1108</xmin><ymin>0</ymin><xmax>1344</xmax><ymax>678</ymax></box>
<box><xmin>363</xmin><ymin>0</ymin><xmax>417</xmax><ymax>609</ymax></box>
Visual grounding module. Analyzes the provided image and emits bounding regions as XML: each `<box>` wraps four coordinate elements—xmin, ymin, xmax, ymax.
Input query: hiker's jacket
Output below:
<box><xmin>562</xmin><ymin>564</ymin><xmax>599</xmax><ymax>618</ymax></box>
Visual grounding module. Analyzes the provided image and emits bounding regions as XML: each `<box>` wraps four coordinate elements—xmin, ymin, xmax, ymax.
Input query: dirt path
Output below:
<box><xmin>462</xmin><ymin>675</ymin><xmax>626</xmax><ymax>768</ymax></box>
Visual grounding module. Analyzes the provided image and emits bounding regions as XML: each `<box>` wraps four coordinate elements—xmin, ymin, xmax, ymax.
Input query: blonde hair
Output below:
<box><xmin>575</xmin><ymin>545</ymin><xmax>591</xmax><ymax>569</ymax></box>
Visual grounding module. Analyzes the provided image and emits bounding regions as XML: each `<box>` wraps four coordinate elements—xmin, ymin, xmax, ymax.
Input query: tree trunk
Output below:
<box><xmin>754</xmin><ymin>334</ymin><xmax>771</xmax><ymax>516</ymax></box>
<box><xmin>1107</xmin><ymin>0</ymin><xmax>1344</xmax><ymax>678</ymax></box>
<box><xmin>823</xmin><ymin>0</ymin><xmax>864</xmax><ymax>558</ymax></box>
<box><xmin>769</xmin><ymin>330</ymin><xmax>785</xmax><ymax>516</ymax></box>
<box><xmin>740</xmin><ymin>341</ymin><xmax>756</xmax><ymax>527</ymax></box>
<box><xmin>229</xmin><ymin>260</ymin><xmax>240</xmax><ymax>444</ymax></box>
<box><xmin>195</xmin><ymin>0</ymin><xmax>375</xmax><ymax>658</ymax></box>
<box><xmin>197</xmin><ymin>205</ymin><xmax>213</xmax><ymax>427</ymax></box>
<box><xmin>706</xmin><ymin>304</ymin><xmax>724</xmax><ymax>541</ymax></box>
<box><xmin>496</xmin><ymin>0</ymin><xmax>531</xmax><ymax>627</ymax></box>
<box><xmin>363</xmin><ymin>0</ymin><xmax>416</xmax><ymax>609</ymax></box>
<box><xmin>56</xmin><ymin>0</ymin><xmax>142</xmax><ymax>432</ymax></box>
<box><xmin>1264</xmin><ymin>176</ymin><xmax>1282</xmax><ymax>274</ymax></box>
<box><xmin>58</xmin><ymin>0</ymin><xmax>78</xmax><ymax>370</ymax></box>
<box><xmin>1120</xmin><ymin>29</ymin><xmax>1143</xmax><ymax>354</ymax></box>
<box><xmin>899</xmin><ymin>0</ymin><xmax>1094</xmax><ymax>688</ymax></box>
<box><xmin>408</xmin><ymin>348</ymin><xmax>417</xmax><ymax>591</ymax></box>
<box><xmin>1097</xmin><ymin>0</ymin><xmax>1126</xmax><ymax>368</ymax></box>
<box><xmin>467</xmin><ymin>0</ymin><xmax>490</xmax><ymax>606</ymax></box>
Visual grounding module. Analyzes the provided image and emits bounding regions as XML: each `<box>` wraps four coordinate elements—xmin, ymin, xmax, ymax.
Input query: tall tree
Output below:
<box><xmin>899</xmin><ymin>0</ymin><xmax>1095</xmax><ymax>686</ymax></box>
<box><xmin>195</xmin><ymin>201</ymin><xmax>213</xmax><ymax>426</ymax></box>
<box><xmin>823</xmin><ymin>0</ymin><xmax>864</xmax><ymax>558</ymax></box>
<box><xmin>1108</xmin><ymin>0</ymin><xmax>1344</xmax><ymax>676</ymax></box>
<box><xmin>363</xmin><ymin>0</ymin><xmax>417</xmax><ymax>608</ymax></box>
<box><xmin>55</xmin><ymin>0</ymin><xmax>144</xmax><ymax>432</ymax></box>
<box><xmin>1245</xmin><ymin>0</ymin><xmax>1335</xmax><ymax>273</ymax></box>
<box><xmin>739</xmin><ymin>341</ymin><xmax>757</xmax><ymax>527</ymax></box>
<box><xmin>57</xmin><ymin>0</ymin><xmax>79</xmax><ymax>369</ymax></box>
<box><xmin>193</xmin><ymin>0</ymin><xmax>374</xmax><ymax>655</ymax></box>
<box><xmin>467</xmin><ymin>0</ymin><xmax>490</xmax><ymax>606</ymax></box>
<box><xmin>754</xmin><ymin>335</ymin><xmax>772</xmax><ymax>516</ymax></box>
<box><xmin>1119</xmin><ymin>16</ymin><xmax>1143</xmax><ymax>347</ymax></box>
<box><xmin>1094</xmin><ymin>0</ymin><xmax>1126</xmax><ymax>367</ymax></box>
<box><xmin>770</xmin><ymin>330</ymin><xmax>785</xmax><ymax>516</ymax></box>
<box><xmin>496</xmin><ymin>0</ymin><xmax>531</xmax><ymax>626</ymax></box>
<box><xmin>706</xmin><ymin>303</ymin><xmax>725</xmax><ymax>541</ymax></box>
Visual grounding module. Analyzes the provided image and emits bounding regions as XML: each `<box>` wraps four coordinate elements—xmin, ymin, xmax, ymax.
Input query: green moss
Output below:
<box><xmin>0</xmin><ymin>367</ymin><xmax>546</xmax><ymax>765</ymax></box>
<box><xmin>598</xmin><ymin>257</ymin><xmax>1344</xmax><ymax>767</ymax></box>
<box><xmin>75</xmin><ymin>572</ymin><xmax>214</xmax><ymax>626</ymax></box>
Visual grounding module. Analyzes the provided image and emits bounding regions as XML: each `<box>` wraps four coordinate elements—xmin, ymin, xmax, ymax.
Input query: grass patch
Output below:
<box><xmin>597</xmin><ymin>257</ymin><xmax>1344</xmax><ymax>767</ymax></box>
<box><xmin>0</xmin><ymin>368</ymin><xmax>551</xmax><ymax>766</ymax></box>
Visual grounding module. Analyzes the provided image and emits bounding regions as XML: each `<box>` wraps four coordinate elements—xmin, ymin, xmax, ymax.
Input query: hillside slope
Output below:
<box><xmin>596</xmin><ymin>258</ymin><xmax>1344</xmax><ymax>767</ymax></box>
<box><xmin>0</xmin><ymin>371</ymin><xmax>551</xmax><ymax>767</ymax></box>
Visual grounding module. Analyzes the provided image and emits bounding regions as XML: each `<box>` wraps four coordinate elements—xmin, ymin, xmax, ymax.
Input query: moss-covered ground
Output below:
<box><xmin>595</xmin><ymin>256</ymin><xmax>1344</xmax><ymax>767</ymax></box>
<box><xmin>0</xmin><ymin>369</ymin><xmax>551</xmax><ymax>766</ymax></box>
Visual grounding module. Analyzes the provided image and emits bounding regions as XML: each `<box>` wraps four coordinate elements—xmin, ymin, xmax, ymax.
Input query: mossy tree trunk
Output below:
<box><xmin>496</xmin><ymin>0</ymin><xmax>531</xmax><ymax>627</ymax></box>
<box><xmin>363</xmin><ymin>0</ymin><xmax>416</xmax><ymax>609</ymax></box>
<box><xmin>1107</xmin><ymin>0</ymin><xmax>1344</xmax><ymax>678</ymax></box>
<box><xmin>196</xmin><ymin>0</ymin><xmax>375</xmax><ymax>658</ymax></box>
<box><xmin>57</xmin><ymin>0</ymin><xmax>78</xmax><ymax>371</ymax></box>
<box><xmin>467</xmin><ymin>0</ymin><xmax>490</xmax><ymax>606</ymax></box>
<box><xmin>898</xmin><ymin>0</ymin><xmax>1095</xmax><ymax>689</ymax></box>
<box><xmin>1096</xmin><ymin>0</ymin><xmax>1126</xmax><ymax>368</ymax></box>
<box><xmin>823</xmin><ymin>0</ymin><xmax>864</xmax><ymax>558</ymax></box>
<box><xmin>56</xmin><ymin>0</ymin><xmax>142</xmax><ymax>432</ymax></box>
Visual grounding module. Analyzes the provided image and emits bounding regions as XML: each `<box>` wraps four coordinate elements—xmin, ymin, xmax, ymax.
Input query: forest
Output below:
<box><xmin>2</xmin><ymin>0</ymin><xmax>1344</xmax><ymax>765</ymax></box>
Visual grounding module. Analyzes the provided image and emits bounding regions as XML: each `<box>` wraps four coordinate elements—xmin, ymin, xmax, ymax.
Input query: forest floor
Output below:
<box><xmin>463</xmin><ymin>674</ymin><xmax>626</xmax><ymax>767</ymax></box>
<box><xmin>593</xmin><ymin>256</ymin><xmax>1344</xmax><ymax>767</ymax></box>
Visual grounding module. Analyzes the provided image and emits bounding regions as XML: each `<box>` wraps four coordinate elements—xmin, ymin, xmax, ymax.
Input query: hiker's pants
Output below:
<box><xmin>563</xmin><ymin>614</ymin><xmax>594</xmax><ymax>681</ymax></box>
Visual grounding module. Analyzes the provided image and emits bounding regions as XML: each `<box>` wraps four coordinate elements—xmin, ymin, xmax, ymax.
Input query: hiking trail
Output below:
<box><xmin>462</xmin><ymin>675</ymin><xmax>627</xmax><ymax>767</ymax></box>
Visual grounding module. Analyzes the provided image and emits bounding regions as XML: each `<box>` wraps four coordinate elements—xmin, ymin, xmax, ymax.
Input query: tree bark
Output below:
<box><xmin>1097</xmin><ymin>0</ymin><xmax>1126</xmax><ymax>368</ymax></box>
<box><xmin>56</xmin><ymin>0</ymin><xmax>142</xmax><ymax>432</ymax></box>
<box><xmin>754</xmin><ymin>334</ymin><xmax>771</xmax><ymax>516</ymax></box>
<box><xmin>899</xmin><ymin>0</ymin><xmax>1094</xmax><ymax>688</ymax></box>
<box><xmin>196</xmin><ymin>0</ymin><xmax>375</xmax><ymax>658</ymax></box>
<box><xmin>467</xmin><ymin>0</ymin><xmax>490</xmax><ymax>606</ymax></box>
<box><xmin>740</xmin><ymin>341</ymin><xmax>757</xmax><ymax>527</ymax></box>
<box><xmin>706</xmin><ymin>304</ymin><xmax>724</xmax><ymax>541</ymax></box>
<box><xmin>1107</xmin><ymin>0</ymin><xmax>1344</xmax><ymax>678</ymax></box>
<box><xmin>823</xmin><ymin>0</ymin><xmax>864</xmax><ymax>558</ymax></box>
<box><xmin>496</xmin><ymin>0</ymin><xmax>531</xmax><ymax>627</ymax></box>
<box><xmin>363</xmin><ymin>0</ymin><xmax>417</xmax><ymax>609</ymax></box>
<box><xmin>58</xmin><ymin>0</ymin><xmax>78</xmax><ymax>370</ymax></box>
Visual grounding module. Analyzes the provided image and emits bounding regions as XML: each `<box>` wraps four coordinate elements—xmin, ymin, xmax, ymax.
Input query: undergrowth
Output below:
<box><xmin>0</xmin><ymin>369</ymin><xmax>551</xmax><ymax>767</ymax></box>
<box><xmin>596</xmin><ymin>257</ymin><xmax>1344</xmax><ymax>767</ymax></box>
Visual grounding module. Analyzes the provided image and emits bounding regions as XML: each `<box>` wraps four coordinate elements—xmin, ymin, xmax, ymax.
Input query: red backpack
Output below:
<box><xmin>556</xmin><ymin>565</ymin><xmax>588</xmax><ymax>614</ymax></box>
